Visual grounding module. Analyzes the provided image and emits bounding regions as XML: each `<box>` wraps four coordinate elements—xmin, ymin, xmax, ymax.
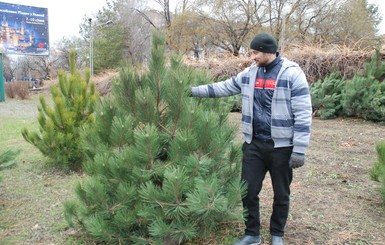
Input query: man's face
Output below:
<box><xmin>249</xmin><ymin>50</ymin><xmax>273</xmax><ymax>66</ymax></box>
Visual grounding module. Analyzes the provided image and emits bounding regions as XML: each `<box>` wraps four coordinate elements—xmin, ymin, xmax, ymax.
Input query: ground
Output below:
<box><xmin>0</xmin><ymin>91</ymin><xmax>385</xmax><ymax>244</ymax></box>
<box><xmin>228</xmin><ymin>113</ymin><xmax>385</xmax><ymax>245</ymax></box>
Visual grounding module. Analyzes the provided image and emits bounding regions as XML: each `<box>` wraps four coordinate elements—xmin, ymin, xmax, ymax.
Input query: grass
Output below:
<box><xmin>1</xmin><ymin>94</ymin><xmax>385</xmax><ymax>244</ymax></box>
<box><xmin>0</xmin><ymin>95</ymin><xmax>82</xmax><ymax>244</ymax></box>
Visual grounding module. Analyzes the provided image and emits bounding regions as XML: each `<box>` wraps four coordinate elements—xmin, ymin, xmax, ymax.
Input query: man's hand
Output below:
<box><xmin>289</xmin><ymin>152</ymin><xmax>305</xmax><ymax>169</ymax></box>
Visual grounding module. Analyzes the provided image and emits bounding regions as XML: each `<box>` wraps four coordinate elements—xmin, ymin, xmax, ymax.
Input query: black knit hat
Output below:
<box><xmin>250</xmin><ymin>33</ymin><xmax>277</xmax><ymax>53</ymax></box>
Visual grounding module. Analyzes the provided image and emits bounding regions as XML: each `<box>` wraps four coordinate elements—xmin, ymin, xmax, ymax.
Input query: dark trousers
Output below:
<box><xmin>241</xmin><ymin>137</ymin><xmax>293</xmax><ymax>237</ymax></box>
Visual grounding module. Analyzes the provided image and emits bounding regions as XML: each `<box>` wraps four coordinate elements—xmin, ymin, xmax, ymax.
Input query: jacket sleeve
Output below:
<box><xmin>191</xmin><ymin>69</ymin><xmax>247</xmax><ymax>98</ymax></box>
<box><xmin>291</xmin><ymin>68</ymin><xmax>312</xmax><ymax>154</ymax></box>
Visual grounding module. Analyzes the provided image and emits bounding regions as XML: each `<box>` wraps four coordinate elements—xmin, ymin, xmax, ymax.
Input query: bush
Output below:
<box><xmin>361</xmin><ymin>50</ymin><xmax>385</xmax><ymax>81</ymax></box>
<box><xmin>0</xmin><ymin>149</ymin><xmax>20</xmax><ymax>182</ymax></box>
<box><xmin>310</xmin><ymin>72</ymin><xmax>345</xmax><ymax>119</ymax></box>
<box><xmin>285</xmin><ymin>44</ymin><xmax>373</xmax><ymax>83</ymax></box>
<box><xmin>21</xmin><ymin>50</ymin><xmax>98</xmax><ymax>171</ymax></box>
<box><xmin>5</xmin><ymin>81</ymin><xmax>30</xmax><ymax>99</ymax></box>
<box><xmin>341</xmin><ymin>52</ymin><xmax>385</xmax><ymax>122</ymax></box>
<box><xmin>5</xmin><ymin>83</ymin><xmax>16</xmax><ymax>98</ymax></box>
<box><xmin>341</xmin><ymin>50</ymin><xmax>385</xmax><ymax>122</ymax></box>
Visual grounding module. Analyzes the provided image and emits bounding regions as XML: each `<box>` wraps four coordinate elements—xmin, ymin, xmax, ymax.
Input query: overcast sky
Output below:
<box><xmin>1</xmin><ymin>0</ymin><xmax>385</xmax><ymax>45</ymax></box>
<box><xmin>369</xmin><ymin>0</ymin><xmax>385</xmax><ymax>35</ymax></box>
<box><xmin>1</xmin><ymin>0</ymin><xmax>108</xmax><ymax>43</ymax></box>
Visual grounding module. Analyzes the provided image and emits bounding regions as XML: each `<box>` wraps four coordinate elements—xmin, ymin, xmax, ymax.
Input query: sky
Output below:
<box><xmin>1</xmin><ymin>0</ymin><xmax>385</xmax><ymax>46</ymax></box>
<box><xmin>0</xmin><ymin>0</ymin><xmax>109</xmax><ymax>44</ymax></box>
<box><xmin>370</xmin><ymin>0</ymin><xmax>385</xmax><ymax>35</ymax></box>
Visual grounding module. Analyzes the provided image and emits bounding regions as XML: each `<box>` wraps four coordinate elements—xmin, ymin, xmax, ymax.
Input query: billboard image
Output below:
<box><xmin>0</xmin><ymin>1</ymin><xmax>49</xmax><ymax>56</ymax></box>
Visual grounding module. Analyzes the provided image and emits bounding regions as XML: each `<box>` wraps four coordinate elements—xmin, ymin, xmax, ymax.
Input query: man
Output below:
<box><xmin>189</xmin><ymin>33</ymin><xmax>312</xmax><ymax>245</ymax></box>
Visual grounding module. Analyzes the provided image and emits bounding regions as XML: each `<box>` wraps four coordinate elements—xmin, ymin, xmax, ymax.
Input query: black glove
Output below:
<box><xmin>289</xmin><ymin>152</ymin><xmax>305</xmax><ymax>169</ymax></box>
<box><xmin>185</xmin><ymin>88</ymin><xmax>192</xmax><ymax>97</ymax></box>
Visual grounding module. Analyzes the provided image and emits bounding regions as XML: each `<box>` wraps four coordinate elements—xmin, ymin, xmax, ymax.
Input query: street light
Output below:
<box><xmin>88</xmin><ymin>18</ymin><xmax>113</xmax><ymax>77</ymax></box>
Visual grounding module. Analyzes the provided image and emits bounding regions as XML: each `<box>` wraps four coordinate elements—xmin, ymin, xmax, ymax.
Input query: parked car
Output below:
<box><xmin>22</xmin><ymin>77</ymin><xmax>38</xmax><ymax>88</ymax></box>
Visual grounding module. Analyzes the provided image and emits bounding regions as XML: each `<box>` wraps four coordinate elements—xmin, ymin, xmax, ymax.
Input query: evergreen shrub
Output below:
<box><xmin>0</xmin><ymin>149</ymin><xmax>20</xmax><ymax>182</ymax></box>
<box><xmin>21</xmin><ymin>50</ymin><xmax>98</xmax><ymax>170</ymax></box>
<box><xmin>310</xmin><ymin>49</ymin><xmax>385</xmax><ymax>122</ymax></box>
<box><xmin>341</xmin><ymin>52</ymin><xmax>385</xmax><ymax>122</ymax></box>
<box><xmin>64</xmin><ymin>33</ymin><xmax>245</xmax><ymax>244</ymax></box>
<box><xmin>310</xmin><ymin>72</ymin><xmax>345</xmax><ymax>119</ymax></box>
<box><xmin>361</xmin><ymin>50</ymin><xmax>385</xmax><ymax>81</ymax></box>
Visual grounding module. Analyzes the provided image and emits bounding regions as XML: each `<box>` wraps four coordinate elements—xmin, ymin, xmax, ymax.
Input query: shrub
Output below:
<box><xmin>0</xmin><ymin>149</ymin><xmax>20</xmax><ymax>182</ymax></box>
<box><xmin>343</xmin><ymin>77</ymin><xmax>385</xmax><ymax>122</ymax></box>
<box><xmin>14</xmin><ymin>81</ymin><xmax>30</xmax><ymax>99</ymax></box>
<box><xmin>344</xmin><ymin>50</ymin><xmax>385</xmax><ymax>122</ymax></box>
<box><xmin>21</xmin><ymin>50</ymin><xmax>98</xmax><ymax>171</ymax></box>
<box><xmin>5</xmin><ymin>81</ymin><xmax>30</xmax><ymax>99</ymax></box>
<box><xmin>5</xmin><ymin>83</ymin><xmax>16</xmax><ymax>98</ymax></box>
<box><xmin>361</xmin><ymin>50</ymin><xmax>385</xmax><ymax>81</ymax></box>
<box><xmin>310</xmin><ymin>72</ymin><xmax>345</xmax><ymax>119</ymax></box>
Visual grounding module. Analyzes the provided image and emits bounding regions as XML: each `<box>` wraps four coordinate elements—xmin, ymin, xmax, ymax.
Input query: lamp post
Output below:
<box><xmin>88</xmin><ymin>18</ymin><xmax>94</xmax><ymax>77</ymax></box>
<box><xmin>88</xmin><ymin>18</ymin><xmax>112</xmax><ymax>77</ymax></box>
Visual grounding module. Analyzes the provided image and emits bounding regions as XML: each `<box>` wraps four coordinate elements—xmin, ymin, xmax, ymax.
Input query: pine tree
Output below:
<box><xmin>0</xmin><ymin>149</ymin><xmax>20</xmax><ymax>182</ymax></box>
<box><xmin>362</xmin><ymin>50</ymin><xmax>385</xmax><ymax>82</ymax></box>
<box><xmin>342</xmin><ymin>75</ymin><xmax>385</xmax><ymax>122</ymax></box>
<box><xmin>310</xmin><ymin>72</ymin><xmax>345</xmax><ymax>119</ymax></box>
<box><xmin>64</xmin><ymin>32</ymin><xmax>244</xmax><ymax>244</ymax></box>
<box><xmin>21</xmin><ymin>50</ymin><xmax>98</xmax><ymax>170</ymax></box>
<box><xmin>370</xmin><ymin>141</ymin><xmax>385</xmax><ymax>202</ymax></box>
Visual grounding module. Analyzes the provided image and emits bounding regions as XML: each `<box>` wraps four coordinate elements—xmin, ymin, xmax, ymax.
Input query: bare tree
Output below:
<box><xmin>29</xmin><ymin>56</ymin><xmax>55</xmax><ymax>80</ymax></box>
<box><xmin>17</xmin><ymin>57</ymin><xmax>35</xmax><ymax>79</ymax></box>
<box><xmin>53</xmin><ymin>36</ymin><xmax>88</xmax><ymax>71</ymax></box>
<box><xmin>116</xmin><ymin>0</ymin><xmax>154</xmax><ymax>64</ymax></box>
<box><xmin>194</xmin><ymin>0</ymin><xmax>261</xmax><ymax>56</ymax></box>
<box><xmin>2</xmin><ymin>55</ymin><xmax>17</xmax><ymax>81</ymax></box>
<box><xmin>75</xmin><ymin>0</ymin><xmax>383</xmax><ymax>65</ymax></box>
<box><xmin>266</xmin><ymin>0</ymin><xmax>380</xmax><ymax>48</ymax></box>
<box><xmin>167</xmin><ymin>10</ymin><xmax>207</xmax><ymax>57</ymax></box>
<box><xmin>312</xmin><ymin>0</ymin><xmax>381</xmax><ymax>47</ymax></box>
<box><xmin>154</xmin><ymin>0</ymin><xmax>172</xmax><ymax>28</ymax></box>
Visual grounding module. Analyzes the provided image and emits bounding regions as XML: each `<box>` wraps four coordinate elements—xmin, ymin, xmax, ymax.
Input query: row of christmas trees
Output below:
<box><xmin>310</xmin><ymin>50</ymin><xmax>385</xmax><ymax>204</ymax></box>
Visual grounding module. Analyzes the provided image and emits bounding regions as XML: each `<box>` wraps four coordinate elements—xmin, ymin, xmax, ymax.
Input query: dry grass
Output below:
<box><xmin>93</xmin><ymin>69</ymin><xmax>119</xmax><ymax>96</ymax></box>
<box><xmin>186</xmin><ymin>44</ymin><xmax>374</xmax><ymax>84</ymax></box>
<box><xmin>285</xmin><ymin>44</ymin><xmax>373</xmax><ymax>83</ymax></box>
<box><xmin>92</xmin><ymin>45</ymin><xmax>376</xmax><ymax>96</ymax></box>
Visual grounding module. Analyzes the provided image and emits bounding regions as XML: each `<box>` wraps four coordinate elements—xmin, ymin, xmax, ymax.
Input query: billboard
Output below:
<box><xmin>0</xmin><ymin>2</ymin><xmax>49</xmax><ymax>56</ymax></box>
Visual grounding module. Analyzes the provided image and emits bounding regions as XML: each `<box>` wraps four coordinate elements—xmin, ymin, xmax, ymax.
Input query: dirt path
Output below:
<box><xmin>229</xmin><ymin>113</ymin><xmax>385</xmax><ymax>244</ymax></box>
<box><xmin>0</xmin><ymin>97</ymin><xmax>40</xmax><ymax>118</ymax></box>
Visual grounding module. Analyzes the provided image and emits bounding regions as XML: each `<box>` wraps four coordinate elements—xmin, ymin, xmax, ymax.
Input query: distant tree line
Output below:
<box><xmin>2</xmin><ymin>0</ymin><xmax>382</xmax><ymax>80</ymax></box>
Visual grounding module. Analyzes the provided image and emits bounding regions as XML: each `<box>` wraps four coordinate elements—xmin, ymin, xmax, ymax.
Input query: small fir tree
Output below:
<box><xmin>310</xmin><ymin>72</ymin><xmax>345</xmax><ymax>119</ymax></box>
<box><xmin>0</xmin><ymin>149</ymin><xmax>20</xmax><ymax>182</ymax></box>
<box><xmin>362</xmin><ymin>50</ymin><xmax>385</xmax><ymax>81</ymax></box>
<box><xmin>64</xmin><ymin>33</ymin><xmax>244</xmax><ymax>244</ymax></box>
<box><xmin>342</xmin><ymin>75</ymin><xmax>385</xmax><ymax>122</ymax></box>
<box><xmin>341</xmin><ymin>51</ymin><xmax>385</xmax><ymax>122</ymax></box>
<box><xmin>22</xmin><ymin>50</ymin><xmax>98</xmax><ymax>170</ymax></box>
<box><xmin>370</xmin><ymin>141</ymin><xmax>385</xmax><ymax>202</ymax></box>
